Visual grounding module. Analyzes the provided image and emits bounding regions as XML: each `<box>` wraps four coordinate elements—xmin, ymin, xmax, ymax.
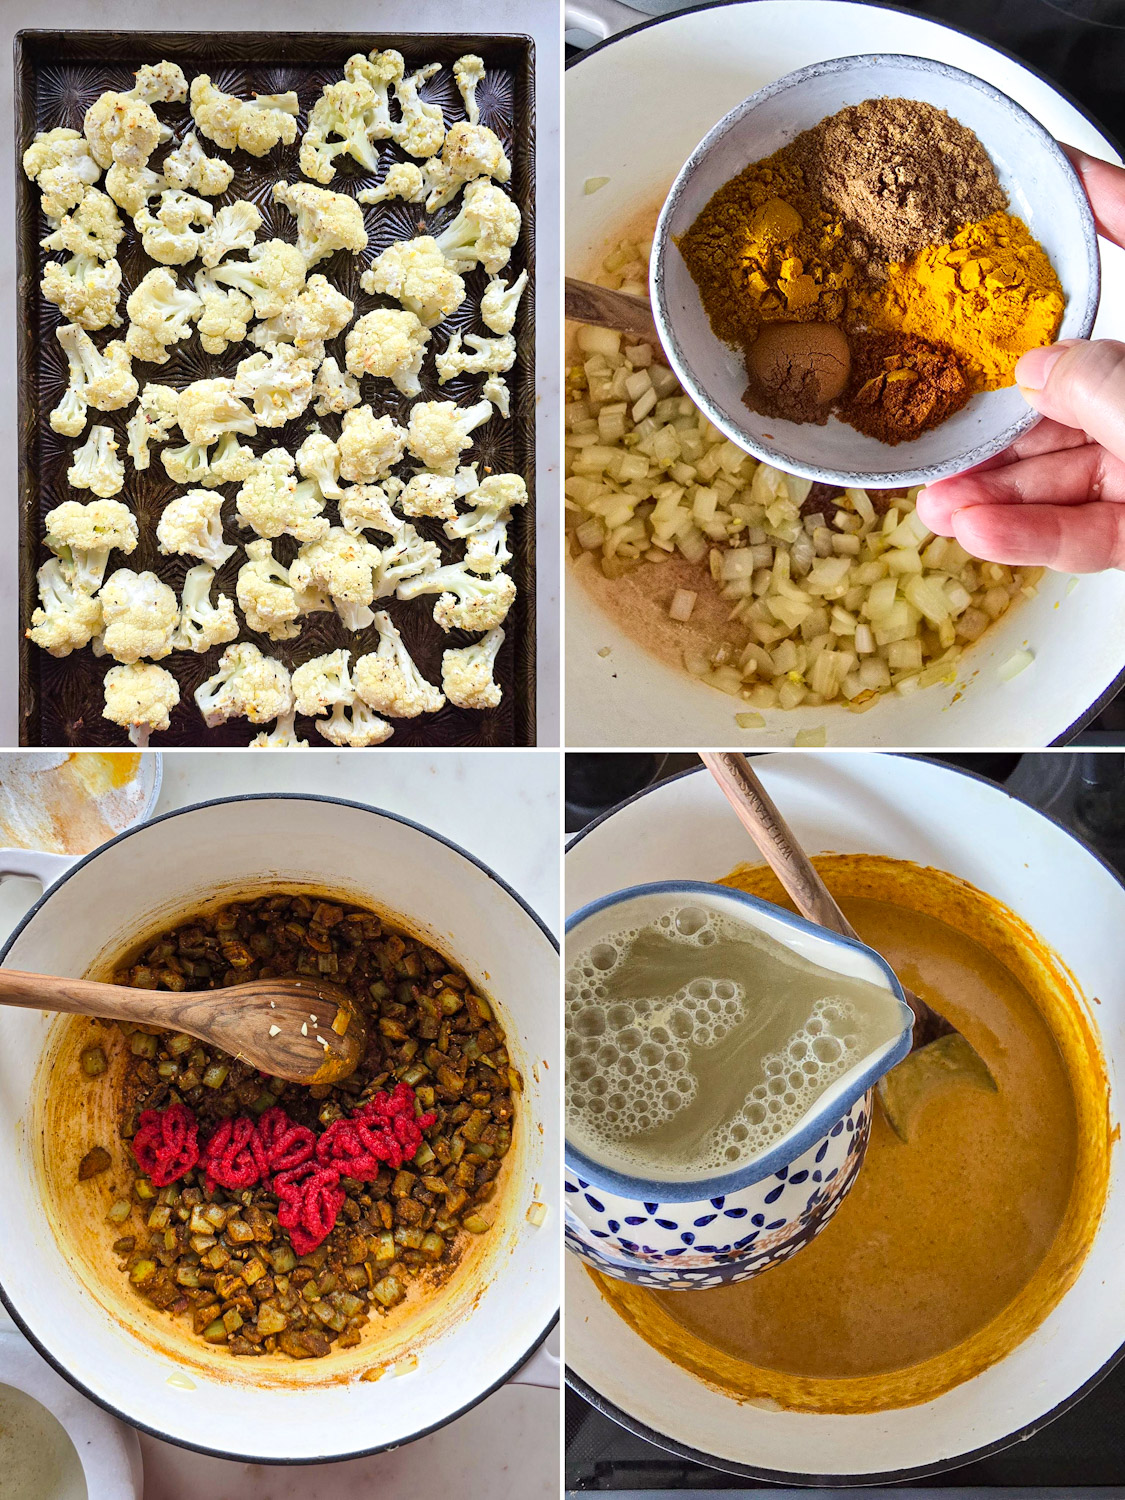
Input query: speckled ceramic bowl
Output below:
<box><xmin>564</xmin><ymin>879</ymin><xmax>913</xmax><ymax>1286</ymax></box>
<box><xmin>651</xmin><ymin>53</ymin><xmax>1100</xmax><ymax>488</ymax></box>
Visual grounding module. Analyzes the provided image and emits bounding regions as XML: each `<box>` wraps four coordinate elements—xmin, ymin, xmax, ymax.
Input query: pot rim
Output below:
<box><xmin>564</xmin><ymin>0</ymin><xmax>1125</xmax><ymax>745</ymax></box>
<box><xmin>0</xmin><ymin>790</ymin><xmax>559</xmax><ymax>1467</ymax></box>
<box><xmin>563</xmin><ymin>751</ymin><xmax>1125</xmax><ymax>1481</ymax></box>
<box><xmin>564</xmin><ymin>877</ymin><xmax>909</xmax><ymax>1200</ymax></box>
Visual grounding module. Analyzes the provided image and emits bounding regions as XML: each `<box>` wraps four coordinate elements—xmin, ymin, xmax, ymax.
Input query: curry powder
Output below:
<box><xmin>852</xmin><ymin>211</ymin><xmax>1065</xmax><ymax>390</ymax></box>
<box><xmin>676</xmin><ymin>149</ymin><xmax>857</xmax><ymax>348</ymax></box>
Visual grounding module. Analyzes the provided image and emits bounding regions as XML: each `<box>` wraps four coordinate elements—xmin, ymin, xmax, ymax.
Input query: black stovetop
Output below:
<box><xmin>564</xmin><ymin>750</ymin><xmax>1125</xmax><ymax>1491</ymax></box>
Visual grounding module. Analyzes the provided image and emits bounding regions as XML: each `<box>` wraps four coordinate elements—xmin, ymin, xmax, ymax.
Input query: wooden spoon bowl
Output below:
<box><xmin>0</xmin><ymin>969</ymin><xmax>367</xmax><ymax>1087</ymax></box>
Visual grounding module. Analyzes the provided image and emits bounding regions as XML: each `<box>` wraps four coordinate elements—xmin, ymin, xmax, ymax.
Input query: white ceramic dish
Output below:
<box><xmin>565</xmin><ymin>753</ymin><xmax>1125</xmax><ymax>1481</ymax></box>
<box><xmin>0</xmin><ymin>794</ymin><xmax>559</xmax><ymax>1463</ymax></box>
<box><xmin>652</xmin><ymin>52</ymin><xmax>1099</xmax><ymax>488</ymax></box>
<box><xmin>564</xmin><ymin>0</ymin><xmax>1125</xmax><ymax>748</ymax></box>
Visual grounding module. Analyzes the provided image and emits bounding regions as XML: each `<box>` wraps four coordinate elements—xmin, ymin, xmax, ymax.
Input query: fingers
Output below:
<box><xmin>916</xmin><ymin>444</ymin><xmax>1125</xmax><ymax>535</ymax></box>
<box><xmin>1062</xmin><ymin>146</ymin><xmax>1125</xmax><ymax>249</ymax></box>
<box><xmin>950</xmin><ymin>500</ymin><xmax>1125</xmax><ymax>573</ymax></box>
<box><xmin>1014</xmin><ymin>340</ymin><xmax>1125</xmax><ymax>460</ymax></box>
<box><xmin>948</xmin><ymin>418</ymin><xmax>1091</xmax><ymax>479</ymax></box>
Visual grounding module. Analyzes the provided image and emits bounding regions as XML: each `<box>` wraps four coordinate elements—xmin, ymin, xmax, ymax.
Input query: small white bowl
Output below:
<box><xmin>651</xmin><ymin>53</ymin><xmax>1100</xmax><ymax>489</ymax></box>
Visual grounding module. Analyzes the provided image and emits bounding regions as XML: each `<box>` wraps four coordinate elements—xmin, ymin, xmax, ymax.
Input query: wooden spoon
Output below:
<box><xmin>700</xmin><ymin>752</ymin><xmax>996</xmax><ymax>1139</ymax></box>
<box><xmin>0</xmin><ymin>969</ymin><xmax>367</xmax><ymax>1087</ymax></box>
<box><xmin>565</xmin><ymin>276</ymin><xmax>667</xmax><ymax>358</ymax></box>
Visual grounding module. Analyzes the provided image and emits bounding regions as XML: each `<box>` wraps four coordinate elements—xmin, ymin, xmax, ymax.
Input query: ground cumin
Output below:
<box><xmin>854</xmin><ymin>211</ymin><xmax>1065</xmax><ymax>389</ymax></box>
<box><xmin>839</xmin><ymin>331</ymin><xmax>970</xmax><ymax>443</ymax></box>
<box><xmin>793</xmin><ymin>97</ymin><xmax>1007</xmax><ymax>264</ymax></box>
<box><xmin>675</xmin><ymin>147</ymin><xmax>856</xmax><ymax>347</ymax></box>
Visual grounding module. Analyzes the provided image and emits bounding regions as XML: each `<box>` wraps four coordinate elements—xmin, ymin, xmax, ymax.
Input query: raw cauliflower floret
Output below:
<box><xmin>446</xmin><ymin>471</ymin><xmax>527</xmax><ymax>573</ymax></box>
<box><xmin>23</xmin><ymin>129</ymin><xmax>101</xmax><ymax>220</ymax></box>
<box><xmin>273</xmin><ymin>181</ymin><xmax>367</xmax><ymax>267</ymax></box>
<box><xmin>41</xmin><ymin>189</ymin><xmax>124</xmax><ymax>261</ymax></box>
<box><xmin>199</xmin><ymin>200</ymin><xmax>264</xmax><ymax>269</ymax></box>
<box><xmin>84</xmin><ymin>84</ymin><xmax>173</xmax><ymax>171</ymax></box>
<box><xmin>298</xmin><ymin>51</ymin><xmax>399</xmax><ymax>184</ymax></box>
<box><xmin>435</xmin><ymin>330</ymin><xmax>515</xmax><ymax>385</ymax></box>
<box><xmin>442</xmin><ymin>626</ymin><xmax>504</xmax><ymax>710</ymax></box>
<box><xmin>235</xmin><ymin>448</ymin><xmax>328</xmax><ymax>542</ymax></box>
<box><xmin>51</xmin><ymin>324</ymin><xmax>137</xmax><ymax>436</ymax></box>
<box><xmin>163</xmin><ymin>131</ymin><xmax>234</xmax><ymax>197</ymax></box>
<box><xmin>406</xmin><ymin>398</ymin><xmax>491</xmax><ymax>475</ymax></box>
<box><xmin>359</xmin><ymin>236</ymin><xmax>465</xmax><ymax>328</ymax></box>
<box><xmin>67</xmin><ymin>424</ymin><xmax>125</xmax><ymax>498</ymax></box>
<box><xmin>453</xmin><ymin>55</ymin><xmax>485</xmax><ymax>125</ymax></box>
<box><xmin>156</xmin><ymin>489</ymin><xmax>236</xmax><ymax>567</ymax></box>
<box><xmin>290</xmin><ymin>528</ymin><xmax>382</xmax><ymax>631</ymax></box>
<box><xmin>435</xmin><ymin>180</ymin><xmax>521</xmax><ymax>276</ymax></box>
<box><xmin>105</xmin><ymin>161</ymin><xmax>165</xmax><ymax>218</ymax></box>
<box><xmin>249</xmin><ymin>274</ymin><xmax>354</xmax><ymax>364</ymax></box>
<box><xmin>337</xmin><ymin>405</ymin><xmax>408</xmax><ymax>483</ymax></box>
<box><xmin>195</xmin><ymin>642</ymin><xmax>293</xmax><ymax>727</ymax></box>
<box><xmin>398</xmin><ymin>465</ymin><xmax>477</xmax><ymax>521</ymax></box>
<box><xmin>125</xmin><ymin>267</ymin><xmax>201</xmax><ymax>363</ymax></box>
<box><xmin>421</xmin><ymin>121</ymin><xmax>510</xmax><ymax>212</ymax></box>
<box><xmin>391</xmin><ymin>62</ymin><xmax>445</xmax><ymax>159</ymax></box>
<box><xmin>161</xmin><ymin>440</ymin><xmax>211</xmax><ymax>487</ymax></box>
<box><xmin>291</xmin><ymin>648</ymin><xmax>354</xmax><ymax>716</ymax></box>
<box><xmin>98</xmin><ymin>568</ymin><xmax>180</xmax><ymax>663</ymax></box>
<box><xmin>172</xmin><ymin>564</ymin><xmax>239</xmax><ymax>652</ymax></box>
<box><xmin>371</xmin><ymin>522</ymin><xmax>441</xmax><ymax>599</ymax></box>
<box><xmin>234</xmin><ymin>345</ymin><xmax>316</xmax><ymax>428</ymax></box>
<box><xmin>481</xmin><ymin>268</ymin><xmax>529</xmax><ymax>336</ymax></box>
<box><xmin>345</xmin><ymin>309</ymin><xmax>430</xmax><ymax>397</ymax></box>
<box><xmin>237</xmin><ymin>538</ymin><xmax>317</xmax><ymax>641</ymax></box>
<box><xmin>312</xmin><ymin>355</ymin><xmax>361</xmax><ymax>417</ymax></box>
<box><xmin>203</xmin><ymin>431</ymin><xmax>258</xmax><ymax>489</ymax></box>
<box><xmin>26</xmin><ymin>558</ymin><xmax>102</xmax><ymax>657</ymax></box>
<box><xmin>315</xmin><ymin>697</ymin><xmax>393</xmax><ymax>747</ymax></box>
<box><xmin>192</xmin><ymin>270</ymin><xmax>253</xmax><ymax>355</ymax></box>
<box><xmin>211</xmin><ymin>238</ymin><xmax>306</xmax><ymax>319</ymax></box>
<box><xmin>44</xmin><ymin>497</ymin><xmax>138</xmax><ymax>590</ymax></box>
<box><xmin>354</xmin><ymin>610</ymin><xmax>444</xmax><ymax>718</ymax></box>
<box><xmin>482</xmin><ymin>372</ymin><xmax>510</xmax><ymax>418</ymax></box>
<box><xmin>41</xmin><ymin>255</ymin><xmax>122</xmax><ymax>331</ymax></box>
<box><xmin>177</xmin><ymin>378</ymin><xmax>257</xmax><ymax>446</ymax></box>
<box><xmin>357</xmin><ymin>162</ymin><xmax>425</xmax><ymax>207</ymax></box>
<box><xmin>295</xmin><ymin>431</ymin><xmax>343</xmax><ymax>499</ymax></box>
<box><xmin>135</xmin><ymin>189</ymin><xmax>214</xmax><ymax>266</ymax></box>
<box><xmin>103</xmin><ymin>661</ymin><xmax>179</xmax><ymax>745</ymax></box>
<box><xmin>337</xmin><ymin>481</ymin><xmax>405</xmax><ymax>539</ymax></box>
<box><xmin>189</xmin><ymin>75</ymin><xmax>299</xmax><ymax>157</ymax></box>
<box><xmin>129</xmin><ymin>62</ymin><xmax>190</xmax><ymax>105</ymax></box>
<box><xmin>250</xmin><ymin>708</ymin><xmax>308</xmax><ymax>748</ymax></box>
<box><xmin>398</xmin><ymin>561</ymin><xmax>516</xmax><ymax>632</ymax></box>
<box><xmin>126</xmin><ymin>383</ymin><xmax>179</xmax><ymax>469</ymax></box>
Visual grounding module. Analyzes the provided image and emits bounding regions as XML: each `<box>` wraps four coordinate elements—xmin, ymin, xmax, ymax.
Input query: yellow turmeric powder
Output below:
<box><xmin>676</xmin><ymin>149</ymin><xmax>857</xmax><ymax>348</ymax></box>
<box><xmin>853</xmin><ymin>211</ymin><xmax>1065</xmax><ymax>390</ymax></box>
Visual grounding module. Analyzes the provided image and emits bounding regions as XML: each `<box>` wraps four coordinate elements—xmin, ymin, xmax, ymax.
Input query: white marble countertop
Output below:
<box><xmin>0</xmin><ymin>747</ymin><xmax>561</xmax><ymax>1499</ymax></box>
<box><xmin>0</xmin><ymin>0</ymin><xmax>561</xmax><ymax>746</ymax></box>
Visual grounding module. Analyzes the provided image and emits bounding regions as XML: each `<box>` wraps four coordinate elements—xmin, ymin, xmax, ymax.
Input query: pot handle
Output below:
<box><xmin>565</xmin><ymin>0</ymin><xmax>646</xmax><ymax>42</ymax></box>
<box><xmin>0</xmin><ymin>848</ymin><xmax>79</xmax><ymax>888</ymax></box>
<box><xmin>507</xmin><ymin>1334</ymin><xmax>560</xmax><ymax>1389</ymax></box>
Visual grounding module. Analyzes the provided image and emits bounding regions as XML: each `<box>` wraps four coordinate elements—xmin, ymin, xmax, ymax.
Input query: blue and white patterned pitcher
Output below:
<box><xmin>564</xmin><ymin>880</ymin><xmax>913</xmax><ymax>1289</ymax></box>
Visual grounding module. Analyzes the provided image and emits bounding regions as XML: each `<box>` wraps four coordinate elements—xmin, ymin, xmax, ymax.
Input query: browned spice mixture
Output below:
<box><xmin>838</xmin><ymin>331</ymin><xmax>971</xmax><ymax>444</ymax></box>
<box><xmin>792</xmin><ymin>97</ymin><xmax>1007</xmax><ymax>266</ymax></box>
<box><xmin>81</xmin><ymin>893</ymin><xmax>516</xmax><ymax>1361</ymax></box>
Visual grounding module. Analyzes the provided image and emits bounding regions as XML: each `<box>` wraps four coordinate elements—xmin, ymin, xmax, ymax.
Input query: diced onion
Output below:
<box><xmin>669</xmin><ymin>589</ymin><xmax>696</xmax><ymax>622</ymax></box>
<box><xmin>584</xmin><ymin>176</ymin><xmax>610</xmax><ymax>194</ymax></box>
<box><xmin>998</xmin><ymin>647</ymin><xmax>1034</xmax><ymax>681</ymax></box>
<box><xmin>795</xmin><ymin>727</ymin><xmax>827</xmax><ymax>747</ymax></box>
<box><xmin>736</xmin><ymin>711</ymin><xmax>765</xmax><ymax>729</ymax></box>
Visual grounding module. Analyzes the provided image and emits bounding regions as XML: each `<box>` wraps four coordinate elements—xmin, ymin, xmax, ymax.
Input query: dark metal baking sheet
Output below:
<box><xmin>15</xmin><ymin>29</ymin><xmax>536</xmax><ymax>746</ymax></box>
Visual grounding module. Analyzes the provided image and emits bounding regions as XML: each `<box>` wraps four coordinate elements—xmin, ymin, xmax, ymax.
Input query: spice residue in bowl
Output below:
<box><xmin>0</xmin><ymin>752</ymin><xmax>147</xmax><ymax>855</ymax></box>
<box><xmin>676</xmin><ymin>96</ymin><xmax>1065</xmax><ymax>443</ymax></box>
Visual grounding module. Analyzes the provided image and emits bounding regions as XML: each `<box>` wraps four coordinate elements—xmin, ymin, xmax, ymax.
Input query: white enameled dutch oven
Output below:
<box><xmin>564</xmin><ymin>0</ymin><xmax>1125</xmax><ymax>747</ymax></box>
<box><xmin>565</xmin><ymin>753</ymin><xmax>1125</xmax><ymax>1482</ymax></box>
<box><xmin>0</xmin><ymin>794</ymin><xmax>559</xmax><ymax>1464</ymax></box>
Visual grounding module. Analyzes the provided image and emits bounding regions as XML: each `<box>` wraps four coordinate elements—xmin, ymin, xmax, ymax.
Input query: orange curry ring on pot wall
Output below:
<box><xmin>593</xmin><ymin>854</ymin><xmax>1111</xmax><ymax>1415</ymax></box>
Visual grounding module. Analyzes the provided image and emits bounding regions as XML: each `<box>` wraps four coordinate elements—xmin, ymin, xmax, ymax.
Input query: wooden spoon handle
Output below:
<box><xmin>699</xmin><ymin>753</ymin><xmax>858</xmax><ymax>939</ymax></box>
<box><xmin>565</xmin><ymin>276</ymin><xmax>663</xmax><ymax>348</ymax></box>
<box><xmin>0</xmin><ymin>969</ymin><xmax>190</xmax><ymax>1027</ymax></box>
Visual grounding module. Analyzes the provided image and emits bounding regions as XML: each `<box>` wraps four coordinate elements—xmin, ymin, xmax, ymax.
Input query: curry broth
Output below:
<box><xmin>594</xmin><ymin>855</ymin><xmax>1110</xmax><ymax>1413</ymax></box>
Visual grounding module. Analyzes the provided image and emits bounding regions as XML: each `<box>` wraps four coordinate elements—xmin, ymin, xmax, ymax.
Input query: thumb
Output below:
<box><xmin>1015</xmin><ymin>339</ymin><xmax>1125</xmax><ymax>461</ymax></box>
